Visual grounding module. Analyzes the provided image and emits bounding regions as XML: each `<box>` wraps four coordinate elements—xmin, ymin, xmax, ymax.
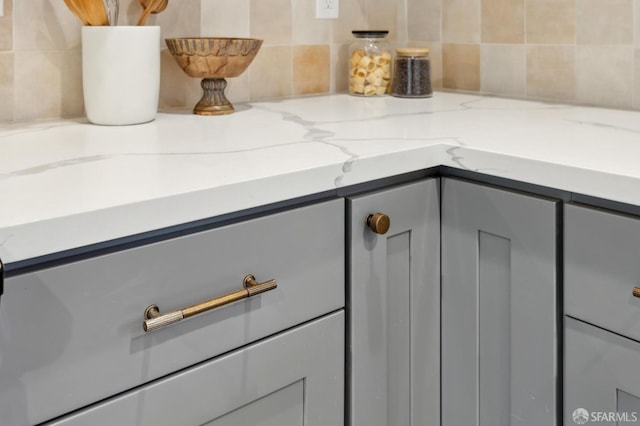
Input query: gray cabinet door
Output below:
<box><xmin>565</xmin><ymin>316</ymin><xmax>640</xmax><ymax>425</ymax></box>
<box><xmin>47</xmin><ymin>311</ymin><xmax>344</xmax><ymax>426</ymax></box>
<box><xmin>348</xmin><ymin>179</ymin><xmax>440</xmax><ymax>426</ymax></box>
<box><xmin>1</xmin><ymin>199</ymin><xmax>344</xmax><ymax>426</ymax></box>
<box><xmin>441</xmin><ymin>178</ymin><xmax>558</xmax><ymax>426</ymax></box>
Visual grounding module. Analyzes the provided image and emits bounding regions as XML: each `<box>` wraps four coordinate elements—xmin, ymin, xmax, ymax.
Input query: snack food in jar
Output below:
<box><xmin>348</xmin><ymin>30</ymin><xmax>392</xmax><ymax>96</ymax></box>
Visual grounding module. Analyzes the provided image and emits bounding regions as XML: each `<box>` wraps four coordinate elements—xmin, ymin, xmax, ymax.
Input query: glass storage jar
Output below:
<box><xmin>391</xmin><ymin>48</ymin><xmax>432</xmax><ymax>98</ymax></box>
<box><xmin>348</xmin><ymin>30</ymin><xmax>392</xmax><ymax>96</ymax></box>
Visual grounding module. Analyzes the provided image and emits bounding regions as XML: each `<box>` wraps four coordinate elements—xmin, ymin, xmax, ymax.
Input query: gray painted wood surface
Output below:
<box><xmin>565</xmin><ymin>317</ymin><xmax>640</xmax><ymax>425</ymax></box>
<box><xmin>48</xmin><ymin>312</ymin><xmax>344</xmax><ymax>426</ymax></box>
<box><xmin>348</xmin><ymin>179</ymin><xmax>440</xmax><ymax>426</ymax></box>
<box><xmin>565</xmin><ymin>204</ymin><xmax>640</xmax><ymax>341</ymax></box>
<box><xmin>0</xmin><ymin>200</ymin><xmax>344</xmax><ymax>426</ymax></box>
<box><xmin>441</xmin><ymin>178</ymin><xmax>558</xmax><ymax>426</ymax></box>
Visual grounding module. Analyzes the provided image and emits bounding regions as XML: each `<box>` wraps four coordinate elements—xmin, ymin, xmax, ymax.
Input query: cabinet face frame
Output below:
<box><xmin>347</xmin><ymin>179</ymin><xmax>441</xmax><ymax>426</ymax></box>
<box><xmin>441</xmin><ymin>177</ymin><xmax>561</xmax><ymax>426</ymax></box>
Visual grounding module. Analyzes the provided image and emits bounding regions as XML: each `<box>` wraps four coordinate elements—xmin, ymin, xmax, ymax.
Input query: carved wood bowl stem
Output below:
<box><xmin>195</xmin><ymin>78</ymin><xmax>233</xmax><ymax>116</ymax></box>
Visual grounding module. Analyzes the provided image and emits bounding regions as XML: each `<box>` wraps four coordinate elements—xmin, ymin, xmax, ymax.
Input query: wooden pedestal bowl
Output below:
<box><xmin>165</xmin><ymin>37</ymin><xmax>263</xmax><ymax>115</ymax></box>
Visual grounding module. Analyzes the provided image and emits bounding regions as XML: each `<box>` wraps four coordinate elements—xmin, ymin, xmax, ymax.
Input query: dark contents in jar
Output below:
<box><xmin>392</xmin><ymin>56</ymin><xmax>432</xmax><ymax>98</ymax></box>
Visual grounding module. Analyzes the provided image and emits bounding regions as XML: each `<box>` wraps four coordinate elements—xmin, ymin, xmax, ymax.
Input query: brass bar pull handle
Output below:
<box><xmin>143</xmin><ymin>275</ymin><xmax>277</xmax><ymax>332</ymax></box>
<box><xmin>633</xmin><ymin>287</ymin><xmax>640</xmax><ymax>299</ymax></box>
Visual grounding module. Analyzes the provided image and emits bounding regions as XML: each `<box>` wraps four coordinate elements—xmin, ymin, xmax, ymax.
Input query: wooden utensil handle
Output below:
<box><xmin>137</xmin><ymin>3</ymin><xmax>153</xmax><ymax>25</ymax></box>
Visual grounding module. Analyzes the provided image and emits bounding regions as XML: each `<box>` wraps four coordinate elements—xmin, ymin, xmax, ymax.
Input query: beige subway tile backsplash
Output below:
<box><xmin>634</xmin><ymin>49</ymin><xmax>640</xmax><ymax>108</ymax></box>
<box><xmin>576</xmin><ymin>0</ymin><xmax>633</xmax><ymax>45</ymax></box>
<box><xmin>156</xmin><ymin>1</ymin><xmax>201</xmax><ymax>39</ymax></box>
<box><xmin>365</xmin><ymin>0</ymin><xmax>399</xmax><ymax>42</ymax></box>
<box><xmin>0</xmin><ymin>52</ymin><xmax>13</xmax><ymax>121</ymax></box>
<box><xmin>480</xmin><ymin>44</ymin><xmax>526</xmax><ymax>96</ymax></box>
<box><xmin>526</xmin><ymin>0</ymin><xmax>575</xmax><ymax>44</ymax></box>
<box><xmin>13</xmin><ymin>51</ymin><xmax>58</xmax><ymax>121</ymax></box>
<box><xmin>443</xmin><ymin>43</ymin><xmax>480</xmax><ymax>91</ymax></box>
<box><xmin>201</xmin><ymin>0</ymin><xmax>250</xmax><ymax>37</ymax></box>
<box><xmin>293</xmin><ymin>45</ymin><xmax>330</xmax><ymax>95</ymax></box>
<box><xmin>13</xmin><ymin>50</ymin><xmax>84</xmax><ymax>121</ymax></box>
<box><xmin>636</xmin><ymin>1</ymin><xmax>640</xmax><ymax>47</ymax></box>
<box><xmin>59</xmin><ymin>47</ymin><xmax>84</xmax><ymax>118</ymax></box>
<box><xmin>14</xmin><ymin>0</ymin><xmax>81</xmax><ymax>51</ymax></box>
<box><xmin>633</xmin><ymin>49</ymin><xmax>640</xmax><ymax>109</ymax></box>
<box><xmin>481</xmin><ymin>0</ymin><xmax>524</xmax><ymax>43</ymax></box>
<box><xmin>576</xmin><ymin>45</ymin><xmax>634</xmax><ymax>109</ymax></box>
<box><xmin>293</xmin><ymin>0</ymin><xmax>331</xmax><ymax>45</ymax></box>
<box><xmin>331</xmin><ymin>0</ymin><xmax>367</xmax><ymax>44</ymax></box>
<box><xmin>0</xmin><ymin>0</ymin><xmax>12</xmax><ymax>51</ymax></box>
<box><xmin>250</xmin><ymin>46</ymin><xmax>293</xmax><ymax>100</ymax></box>
<box><xmin>443</xmin><ymin>0</ymin><xmax>480</xmax><ymax>43</ymax></box>
<box><xmin>438</xmin><ymin>0</ymin><xmax>640</xmax><ymax>110</ymax></box>
<box><xmin>526</xmin><ymin>45</ymin><xmax>576</xmax><ymax>101</ymax></box>
<box><xmin>332</xmin><ymin>43</ymin><xmax>350</xmax><ymax>92</ymax></box>
<box><xmin>250</xmin><ymin>0</ymin><xmax>292</xmax><ymax>46</ymax></box>
<box><xmin>408</xmin><ymin>0</ymin><xmax>441</xmax><ymax>42</ymax></box>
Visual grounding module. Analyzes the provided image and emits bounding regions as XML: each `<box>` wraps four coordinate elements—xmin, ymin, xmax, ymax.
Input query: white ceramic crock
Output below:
<box><xmin>82</xmin><ymin>26</ymin><xmax>160</xmax><ymax>126</ymax></box>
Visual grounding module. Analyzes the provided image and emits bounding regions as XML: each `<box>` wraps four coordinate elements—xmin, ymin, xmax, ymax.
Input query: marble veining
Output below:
<box><xmin>1</xmin><ymin>155</ymin><xmax>112</xmax><ymax>178</ymax></box>
<box><xmin>563</xmin><ymin>118</ymin><xmax>640</xmax><ymax>135</ymax></box>
<box><xmin>1</xmin><ymin>92</ymin><xmax>640</xmax><ymax>264</ymax></box>
<box><xmin>260</xmin><ymin>106</ymin><xmax>358</xmax><ymax>187</ymax></box>
<box><xmin>444</xmin><ymin>139</ymin><xmax>469</xmax><ymax>170</ymax></box>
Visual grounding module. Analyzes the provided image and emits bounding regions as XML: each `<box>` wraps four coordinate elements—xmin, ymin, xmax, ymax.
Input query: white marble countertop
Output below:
<box><xmin>2</xmin><ymin>92</ymin><xmax>640</xmax><ymax>265</ymax></box>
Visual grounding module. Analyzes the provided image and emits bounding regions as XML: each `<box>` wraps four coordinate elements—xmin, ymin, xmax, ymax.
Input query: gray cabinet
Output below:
<box><xmin>565</xmin><ymin>204</ymin><xmax>640</xmax><ymax>425</ymax></box>
<box><xmin>1</xmin><ymin>200</ymin><xmax>344</xmax><ymax>425</ymax></box>
<box><xmin>441</xmin><ymin>178</ymin><xmax>559</xmax><ymax>426</ymax></box>
<box><xmin>565</xmin><ymin>204</ymin><xmax>640</xmax><ymax>341</ymax></box>
<box><xmin>565</xmin><ymin>317</ymin><xmax>640</xmax><ymax>425</ymax></box>
<box><xmin>348</xmin><ymin>179</ymin><xmax>440</xmax><ymax>426</ymax></box>
<box><xmin>47</xmin><ymin>312</ymin><xmax>344</xmax><ymax>426</ymax></box>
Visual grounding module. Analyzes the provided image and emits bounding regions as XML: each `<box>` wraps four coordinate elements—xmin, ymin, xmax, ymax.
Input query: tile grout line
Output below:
<box><xmin>524</xmin><ymin>0</ymin><xmax>528</xmax><ymax>98</ymax></box>
<box><xmin>633</xmin><ymin>0</ymin><xmax>637</xmax><ymax>108</ymax></box>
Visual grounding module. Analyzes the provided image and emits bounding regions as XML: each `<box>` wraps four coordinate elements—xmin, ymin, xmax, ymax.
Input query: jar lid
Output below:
<box><xmin>396</xmin><ymin>47</ymin><xmax>430</xmax><ymax>56</ymax></box>
<box><xmin>352</xmin><ymin>30</ymin><xmax>389</xmax><ymax>38</ymax></box>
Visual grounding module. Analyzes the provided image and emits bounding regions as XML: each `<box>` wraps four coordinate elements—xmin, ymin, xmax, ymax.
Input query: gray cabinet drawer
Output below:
<box><xmin>565</xmin><ymin>204</ymin><xmax>640</xmax><ymax>340</ymax></box>
<box><xmin>47</xmin><ymin>312</ymin><xmax>344</xmax><ymax>426</ymax></box>
<box><xmin>0</xmin><ymin>199</ymin><xmax>344</xmax><ymax>426</ymax></box>
<box><xmin>565</xmin><ymin>317</ymin><xmax>640</xmax><ymax>425</ymax></box>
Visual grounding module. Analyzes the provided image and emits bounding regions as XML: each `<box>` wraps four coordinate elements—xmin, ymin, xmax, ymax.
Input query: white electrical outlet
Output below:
<box><xmin>0</xmin><ymin>0</ymin><xmax>4</xmax><ymax>17</ymax></box>
<box><xmin>316</xmin><ymin>0</ymin><xmax>339</xmax><ymax>19</ymax></box>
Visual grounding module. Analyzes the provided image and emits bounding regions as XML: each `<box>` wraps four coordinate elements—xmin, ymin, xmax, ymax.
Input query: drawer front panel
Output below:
<box><xmin>565</xmin><ymin>204</ymin><xmax>640</xmax><ymax>340</ymax></box>
<box><xmin>48</xmin><ymin>312</ymin><xmax>345</xmax><ymax>426</ymax></box>
<box><xmin>565</xmin><ymin>317</ymin><xmax>640</xmax><ymax>425</ymax></box>
<box><xmin>0</xmin><ymin>199</ymin><xmax>344</xmax><ymax>426</ymax></box>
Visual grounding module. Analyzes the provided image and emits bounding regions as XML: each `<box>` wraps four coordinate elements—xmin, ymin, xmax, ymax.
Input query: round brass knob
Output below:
<box><xmin>633</xmin><ymin>287</ymin><xmax>640</xmax><ymax>298</ymax></box>
<box><xmin>367</xmin><ymin>213</ymin><xmax>390</xmax><ymax>235</ymax></box>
